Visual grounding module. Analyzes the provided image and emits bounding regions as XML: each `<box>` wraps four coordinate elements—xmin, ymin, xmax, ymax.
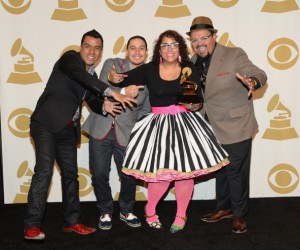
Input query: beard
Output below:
<box><xmin>195</xmin><ymin>45</ymin><xmax>210</xmax><ymax>59</ymax></box>
<box><xmin>197</xmin><ymin>50</ymin><xmax>211</xmax><ymax>62</ymax></box>
<box><xmin>199</xmin><ymin>53</ymin><xmax>211</xmax><ymax>61</ymax></box>
<box><xmin>195</xmin><ymin>42</ymin><xmax>216</xmax><ymax>60</ymax></box>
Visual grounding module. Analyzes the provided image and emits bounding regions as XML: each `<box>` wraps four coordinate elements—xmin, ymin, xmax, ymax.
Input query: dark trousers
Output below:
<box><xmin>89</xmin><ymin>130</ymin><xmax>136</xmax><ymax>215</ymax></box>
<box><xmin>215</xmin><ymin>138</ymin><xmax>252</xmax><ymax>218</ymax></box>
<box><xmin>24</xmin><ymin>120</ymin><xmax>81</xmax><ymax>229</ymax></box>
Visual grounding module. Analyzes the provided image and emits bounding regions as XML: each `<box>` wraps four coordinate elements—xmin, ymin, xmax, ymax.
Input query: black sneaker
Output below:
<box><xmin>98</xmin><ymin>214</ymin><xmax>112</xmax><ymax>230</ymax></box>
<box><xmin>120</xmin><ymin>213</ymin><xmax>141</xmax><ymax>227</ymax></box>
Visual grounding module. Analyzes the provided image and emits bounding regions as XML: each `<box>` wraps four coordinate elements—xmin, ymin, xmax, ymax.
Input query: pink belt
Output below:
<box><xmin>152</xmin><ymin>105</ymin><xmax>188</xmax><ymax>114</ymax></box>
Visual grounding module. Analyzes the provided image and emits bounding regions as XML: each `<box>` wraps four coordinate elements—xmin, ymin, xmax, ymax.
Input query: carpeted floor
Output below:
<box><xmin>0</xmin><ymin>197</ymin><xmax>300</xmax><ymax>250</ymax></box>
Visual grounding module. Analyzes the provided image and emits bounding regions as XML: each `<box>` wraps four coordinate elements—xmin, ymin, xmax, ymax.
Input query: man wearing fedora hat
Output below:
<box><xmin>187</xmin><ymin>16</ymin><xmax>267</xmax><ymax>233</ymax></box>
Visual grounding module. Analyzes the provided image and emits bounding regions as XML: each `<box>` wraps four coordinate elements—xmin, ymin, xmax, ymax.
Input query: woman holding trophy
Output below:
<box><xmin>113</xmin><ymin>30</ymin><xmax>229</xmax><ymax>233</ymax></box>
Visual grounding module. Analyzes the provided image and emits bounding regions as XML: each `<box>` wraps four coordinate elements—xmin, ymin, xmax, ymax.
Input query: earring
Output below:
<box><xmin>160</xmin><ymin>56</ymin><xmax>162</xmax><ymax>63</ymax></box>
<box><xmin>178</xmin><ymin>55</ymin><xmax>182</xmax><ymax>63</ymax></box>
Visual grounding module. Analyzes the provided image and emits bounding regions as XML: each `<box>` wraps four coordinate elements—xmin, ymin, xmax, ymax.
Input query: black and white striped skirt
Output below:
<box><xmin>122</xmin><ymin>109</ymin><xmax>229</xmax><ymax>182</ymax></box>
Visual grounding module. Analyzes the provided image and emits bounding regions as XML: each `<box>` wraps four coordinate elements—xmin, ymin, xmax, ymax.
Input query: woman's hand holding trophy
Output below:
<box><xmin>177</xmin><ymin>67</ymin><xmax>203</xmax><ymax>111</ymax></box>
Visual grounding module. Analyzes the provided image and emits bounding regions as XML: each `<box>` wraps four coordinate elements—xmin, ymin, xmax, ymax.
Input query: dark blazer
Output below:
<box><xmin>82</xmin><ymin>58</ymin><xmax>150</xmax><ymax>147</ymax></box>
<box><xmin>31</xmin><ymin>50</ymin><xmax>108</xmax><ymax>140</ymax></box>
<box><xmin>191</xmin><ymin>44</ymin><xmax>267</xmax><ymax>144</ymax></box>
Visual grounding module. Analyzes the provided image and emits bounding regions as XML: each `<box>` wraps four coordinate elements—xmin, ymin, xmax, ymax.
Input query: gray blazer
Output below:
<box><xmin>191</xmin><ymin>44</ymin><xmax>267</xmax><ymax>144</ymax></box>
<box><xmin>82</xmin><ymin>58</ymin><xmax>150</xmax><ymax>147</ymax></box>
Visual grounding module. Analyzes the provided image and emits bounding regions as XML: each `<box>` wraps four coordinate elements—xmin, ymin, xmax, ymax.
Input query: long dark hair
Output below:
<box><xmin>151</xmin><ymin>30</ymin><xmax>189</xmax><ymax>65</ymax></box>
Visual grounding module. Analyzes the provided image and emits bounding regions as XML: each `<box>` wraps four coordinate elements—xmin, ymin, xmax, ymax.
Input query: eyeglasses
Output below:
<box><xmin>160</xmin><ymin>42</ymin><xmax>179</xmax><ymax>50</ymax></box>
<box><xmin>190</xmin><ymin>34</ymin><xmax>212</xmax><ymax>44</ymax></box>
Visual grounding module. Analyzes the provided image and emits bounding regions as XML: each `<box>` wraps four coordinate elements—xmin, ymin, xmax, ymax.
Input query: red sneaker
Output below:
<box><xmin>63</xmin><ymin>223</ymin><xmax>96</xmax><ymax>235</ymax></box>
<box><xmin>24</xmin><ymin>227</ymin><xmax>45</xmax><ymax>240</ymax></box>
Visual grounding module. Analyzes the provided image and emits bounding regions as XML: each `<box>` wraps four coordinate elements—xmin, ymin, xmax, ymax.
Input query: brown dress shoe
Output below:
<box><xmin>201</xmin><ymin>209</ymin><xmax>233</xmax><ymax>222</ymax></box>
<box><xmin>232</xmin><ymin>217</ymin><xmax>247</xmax><ymax>234</ymax></box>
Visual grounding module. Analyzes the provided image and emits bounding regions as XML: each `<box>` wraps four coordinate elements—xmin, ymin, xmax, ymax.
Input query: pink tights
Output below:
<box><xmin>146</xmin><ymin>179</ymin><xmax>194</xmax><ymax>226</ymax></box>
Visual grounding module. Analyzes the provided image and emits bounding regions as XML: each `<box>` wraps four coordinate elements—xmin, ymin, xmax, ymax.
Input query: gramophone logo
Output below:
<box><xmin>267</xmin><ymin>38</ymin><xmax>298</xmax><ymax>70</ymax></box>
<box><xmin>212</xmin><ymin>0</ymin><xmax>239</xmax><ymax>8</ymax></box>
<box><xmin>78</xmin><ymin>167</ymin><xmax>93</xmax><ymax>197</ymax></box>
<box><xmin>113</xmin><ymin>36</ymin><xmax>126</xmax><ymax>55</ymax></box>
<box><xmin>262</xmin><ymin>94</ymin><xmax>298</xmax><ymax>140</ymax></box>
<box><xmin>218</xmin><ymin>32</ymin><xmax>236</xmax><ymax>48</ymax></box>
<box><xmin>0</xmin><ymin>0</ymin><xmax>31</xmax><ymax>14</ymax></box>
<box><xmin>61</xmin><ymin>45</ymin><xmax>80</xmax><ymax>56</ymax></box>
<box><xmin>51</xmin><ymin>0</ymin><xmax>87</xmax><ymax>21</ymax></box>
<box><xmin>13</xmin><ymin>161</ymin><xmax>33</xmax><ymax>203</ymax></box>
<box><xmin>13</xmin><ymin>162</ymin><xmax>93</xmax><ymax>203</ymax></box>
<box><xmin>114</xmin><ymin>186</ymin><xmax>147</xmax><ymax>201</ymax></box>
<box><xmin>268</xmin><ymin>164</ymin><xmax>299</xmax><ymax>194</ymax></box>
<box><xmin>155</xmin><ymin>0</ymin><xmax>191</xmax><ymax>18</ymax></box>
<box><xmin>8</xmin><ymin>108</ymin><xmax>32</xmax><ymax>138</ymax></box>
<box><xmin>262</xmin><ymin>0</ymin><xmax>299</xmax><ymax>13</ymax></box>
<box><xmin>7</xmin><ymin>38</ymin><xmax>42</xmax><ymax>84</ymax></box>
<box><xmin>105</xmin><ymin>0</ymin><xmax>135</xmax><ymax>12</ymax></box>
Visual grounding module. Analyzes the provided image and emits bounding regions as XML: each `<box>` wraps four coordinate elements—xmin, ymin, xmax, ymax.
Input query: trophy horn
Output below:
<box><xmin>11</xmin><ymin>38</ymin><xmax>34</xmax><ymax>62</ymax></box>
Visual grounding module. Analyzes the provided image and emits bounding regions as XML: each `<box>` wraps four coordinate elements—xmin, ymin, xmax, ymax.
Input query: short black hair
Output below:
<box><xmin>81</xmin><ymin>29</ymin><xmax>103</xmax><ymax>46</ymax></box>
<box><xmin>126</xmin><ymin>35</ymin><xmax>147</xmax><ymax>50</ymax></box>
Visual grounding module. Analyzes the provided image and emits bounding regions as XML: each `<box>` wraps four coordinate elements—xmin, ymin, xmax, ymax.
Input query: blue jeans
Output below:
<box><xmin>24</xmin><ymin>120</ymin><xmax>81</xmax><ymax>228</ymax></box>
<box><xmin>89</xmin><ymin>129</ymin><xmax>137</xmax><ymax>215</ymax></box>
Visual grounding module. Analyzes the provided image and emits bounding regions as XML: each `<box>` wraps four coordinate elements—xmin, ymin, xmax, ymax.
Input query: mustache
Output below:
<box><xmin>196</xmin><ymin>45</ymin><xmax>207</xmax><ymax>50</ymax></box>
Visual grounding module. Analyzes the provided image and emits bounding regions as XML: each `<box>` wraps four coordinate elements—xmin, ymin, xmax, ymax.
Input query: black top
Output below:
<box><xmin>121</xmin><ymin>62</ymin><xmax>203</xmax><ymax>107</ymax></box>
<box><xmin>31</xmin><ymin>50</ymin><xmax>106</xmax><ymax>136</ymax></box>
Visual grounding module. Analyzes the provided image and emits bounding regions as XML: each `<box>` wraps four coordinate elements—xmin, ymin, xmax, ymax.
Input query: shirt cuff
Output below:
<box><xmin>104</xmin><ymin>87</ymin><xmax>113</xmax><ymax>97</ymax></box>
<box><xmin>102</xmin><ymin>104</ymin><xmax>107</xmax><ymax>115</ymax></box>
<box><xmin>251</xmin><ymin>77</ymin><xmax>261</xmax><ymax>91</ymax></box>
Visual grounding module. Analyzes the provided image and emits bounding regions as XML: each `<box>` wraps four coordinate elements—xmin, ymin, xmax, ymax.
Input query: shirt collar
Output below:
<box><xmin>88</xmin><ymin>64</ymin><xmax>95</xmax><ymax>75</ymax></box>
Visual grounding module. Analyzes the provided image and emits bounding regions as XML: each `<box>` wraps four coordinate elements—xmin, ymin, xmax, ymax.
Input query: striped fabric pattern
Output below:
<box><xmin>122</xmin><ymin>111</ymin><xmax>229</xmax><ymax>182</ymax></box>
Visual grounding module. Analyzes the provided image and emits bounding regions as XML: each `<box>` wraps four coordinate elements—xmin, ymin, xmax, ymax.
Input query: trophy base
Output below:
<box><xmin>176</xmin><ymin>95</ymin><xmax>202</xmax><ymax>104</ymax></box>
<box><xmin>262</xmin><ymin>128</ymin><xmax>299</xmax><ymax>140</ymax></box>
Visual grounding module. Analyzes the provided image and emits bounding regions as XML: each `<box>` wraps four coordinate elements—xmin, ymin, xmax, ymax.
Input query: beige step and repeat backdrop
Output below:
<box><xmin>0</xmin><ymin>0</ymin><xmax>299</xmax><ymax>204</ymax></box>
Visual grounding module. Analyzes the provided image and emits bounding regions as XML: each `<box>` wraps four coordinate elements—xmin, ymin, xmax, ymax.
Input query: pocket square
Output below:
<box><xmin>216</xmin><ymin>71</ymin><xmax>230</xmax><ymax>76</ymax></box>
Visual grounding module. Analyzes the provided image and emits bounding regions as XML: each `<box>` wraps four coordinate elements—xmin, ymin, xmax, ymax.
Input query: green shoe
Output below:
<box><xmin>170</xmin><ymin>215</ymin><xmax>187</xmax><ymax>233</ymax></box>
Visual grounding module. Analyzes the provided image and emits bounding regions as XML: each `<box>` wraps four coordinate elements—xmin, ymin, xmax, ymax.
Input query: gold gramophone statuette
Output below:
<box><xmin>177</xmin><ymin>67</ymin><xmax>201</xmax><ymax>103</ymax></box>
